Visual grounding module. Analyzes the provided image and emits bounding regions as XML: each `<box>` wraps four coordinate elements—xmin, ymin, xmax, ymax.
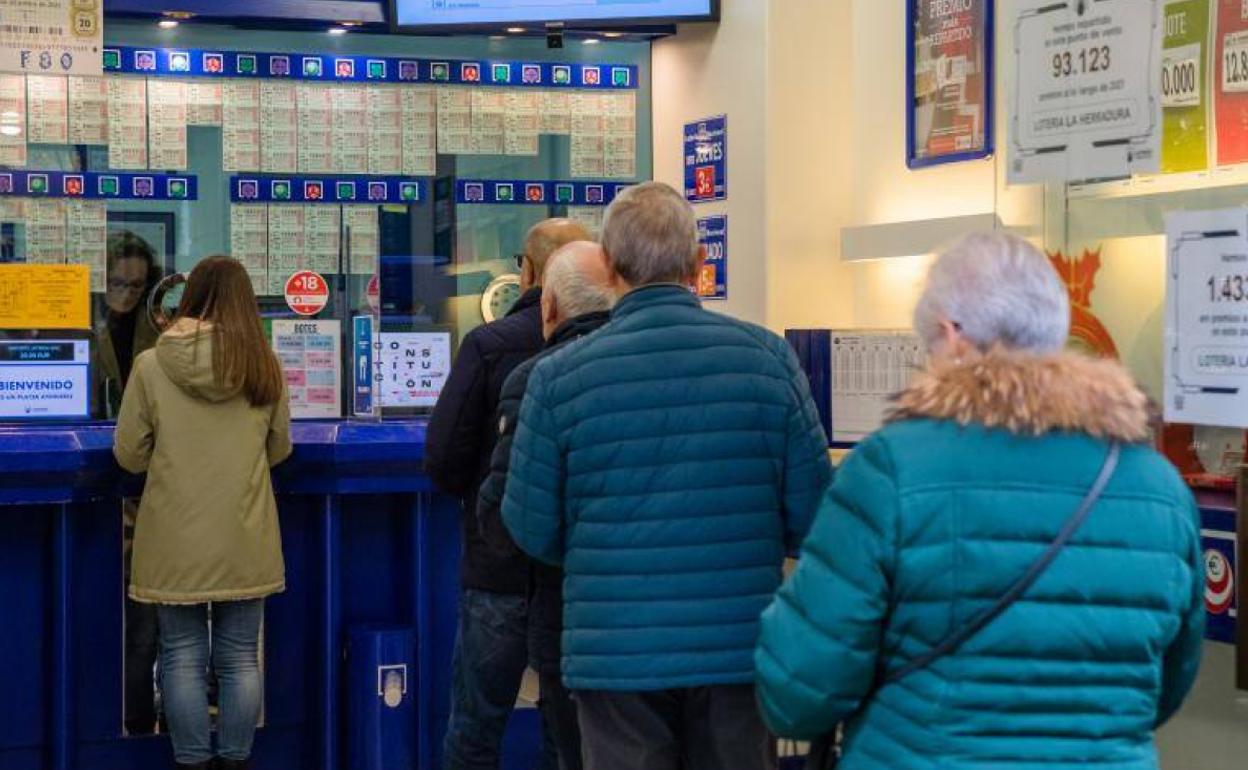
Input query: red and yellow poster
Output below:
<box><xmin>1215</xmin><ymin>0</ymin><xmax>1248</xmax><ymax>164</ymax></box>
<box><xmin>908</xmin><ymin>0</ymin><xmax>991</xmax><ymax>167</ymax></box>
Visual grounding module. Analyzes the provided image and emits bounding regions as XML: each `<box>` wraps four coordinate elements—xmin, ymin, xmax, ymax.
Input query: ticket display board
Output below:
<box><xmin>0</xmin><ymin>19</ymin><xmax>652</xmax><ymax>423</ymax></box>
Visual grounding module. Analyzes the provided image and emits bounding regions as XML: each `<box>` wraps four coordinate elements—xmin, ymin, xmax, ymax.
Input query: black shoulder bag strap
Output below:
<box><xmin>806</xmin><ymin>441</ymin><xmax>1121</xmax><ymax>770</ymax></box>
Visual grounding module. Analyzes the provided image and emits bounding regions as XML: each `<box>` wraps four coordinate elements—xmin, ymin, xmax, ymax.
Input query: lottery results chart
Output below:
<box><xmin>272</xmin><ymin>319</ymin><xmax>342</xmax><ymax>419</ymax></box>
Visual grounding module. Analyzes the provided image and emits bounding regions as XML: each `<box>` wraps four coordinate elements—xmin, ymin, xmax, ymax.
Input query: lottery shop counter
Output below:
<box><xmin>0</xmin><ymin>419</ymin><xmax>541</xmax><ymax>770</ymax></box>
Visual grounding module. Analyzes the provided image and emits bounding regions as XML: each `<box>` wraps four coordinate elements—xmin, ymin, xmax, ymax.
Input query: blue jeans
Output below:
<box><xmin>443</xmin><ymin>589</ymin><xmax>559</xmax><ymax>770</ymax></box>
<box><xmin>156</xmin><ymin>600</ymin><xmax>264</xmax><ymax>765</ymax></box>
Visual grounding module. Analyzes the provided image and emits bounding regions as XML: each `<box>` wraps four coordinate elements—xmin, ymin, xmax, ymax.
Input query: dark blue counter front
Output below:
<box><xmin>0</xmin><ymin>420</ymin><xmax>540</xmax><ymax>770</ymax></box>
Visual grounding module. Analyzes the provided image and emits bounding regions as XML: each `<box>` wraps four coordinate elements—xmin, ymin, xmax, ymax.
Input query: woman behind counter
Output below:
<box><xmin>96</xmin><ymin>231</ymin><xmax>162</xmax><ymax>418</ymax></box>
<box><xmin>114</xmin><ymin>256</ymin><xmax>292</xmax><ymax>770</ymax></box>
<box><xmin>756</xmin><ymin>232</ymin><xmax>1205</xmax><ymax>770</ymax></box>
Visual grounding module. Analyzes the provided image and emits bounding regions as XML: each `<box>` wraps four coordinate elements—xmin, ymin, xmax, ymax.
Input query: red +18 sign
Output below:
<box><xmin>285</xmin><ymin>271</ymin><xmax>329</xmax><ymax>316</ymax></box>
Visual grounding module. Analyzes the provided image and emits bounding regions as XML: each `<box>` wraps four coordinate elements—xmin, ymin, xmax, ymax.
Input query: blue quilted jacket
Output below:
<box><xmin>502</xmin><ymin>285</ymin><xmax>832</xmax><ymax>691</ymax></box>
<box><xmin>756</xmin><ymin>351</ymin><xmax>1205</xmax><ymax>770</ymax></box>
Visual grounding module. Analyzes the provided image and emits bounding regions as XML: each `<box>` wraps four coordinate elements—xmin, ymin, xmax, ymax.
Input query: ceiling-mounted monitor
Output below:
<box><xmin>390</xmin><ymin>0</ymin><xmax>718</xmax><ymax>31</ymax></box>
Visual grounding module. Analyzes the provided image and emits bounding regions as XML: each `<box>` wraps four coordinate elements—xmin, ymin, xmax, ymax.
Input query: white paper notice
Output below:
<box><xmin>368</xmin><ymin>85</ymin><xmax>403</xmax><ymax>175</ymax></box>
<box><xmin>830</xmin><ymin>332</ymin><xmax>926</xmax><ymax>443</ymax></box>
<box><xmin>401</xmin><ymin>87</ymin><xmax>436</xmax><ymax>176</ymax></box>
<box><xmin>68</xmin><ymin>75</ymin><xmax>107</xmax><ymax>145</ymax></box>
<box><xmin>1163</xmin><ymin>208</ymin><xmax>1248</xmax><ymax>427</ymax></box>
<box><xmin>1009</xmin><ymin>0</ymin><xmax>1163</xmax><ymax>183</ymax></box>
<box><xmin>297</xmin><ymin>83</ymin><xmax>334</xmax><ymax>174</ymax></box>
<box><xmin>65</xmin><ymin>199</ymin><xmax>106</xmax><ymax>290</ymax></box>
<box><xmin>260</xmin><ymin>81</ymin><xmax>298</xmax><ymax>173</ymax></box>
<box><xmin>267</xmin><ymin>205</ymin><xmax>306</xmax><ymax>296</ymax></box>
<box><xmin>571</xmin><ymin>92</ymin><xmax>605</xmax><ymax>177</ymax></box>
<box><xmin>437</xmin><ymin>88</ymin><xmax>473</xmax><ymax>155</ymax></box>
<box><xmin>222</xmin><ymin>80</ymin><xmax>260</xmax><ymax>172</ymax></box>
<box><xmin>331</xmin><ymin>85</ymin><xmax>370</xmax><ymax>174</ymax></box>
<box><xmin>0</xmin><ymin>0</ymin><xmax>102</xmax><ymax>77</ymax></box>
<box><xmin>604</xmin><ymin>92</ymin><xmax>636</xmax><ymax>178</ymax></box>
<box><xmin>305</xmin><ymin>205</ymin><xmax>341</xmax><ymax>275</ymax></box>
<box><xmin>272</xmin><ymin>319</ymin><xmax>342</xmax><ymax>419</ymax></box>
<box><xmin>566</xmin><ymin>206</ymin><xmax>605</xmax><ymax>238</ymax></box>
<box><xmin>230</xmin><ymin>204</ymin><xmax>269</xmax><ymax>295</ymax></box>
<box><xmin>504</xmin><ymin>90</ymin><xmax>540</xmax><ymax>156</ymax></box>
<box><xmin>539</xmin><ymin>90</ymin><xmax>571</xmax><ymax>135</ymax></box>
<box><xmin>0</xmin><ymin>198</ymin><xmax>25</xmax><ymax>224</ymax></box>
<box><xmin>25</xmin><ymin>198</ymin><xmax>66</xmax><ymax>264</ymax></box>
<box><xmin>147</xmin><ymin>79</ymin><xmax>187</xmax><ymax>170</ymax></box>
<box><xmin>107</xmin><ymin>77</ymin><xmax>147</xmax><ymax>169</ymax></box>
<box><xmin>186</xmin><ymin>80</ymin><xmax>222</xmax><ymax>126</ymax></box>
<box><xmin>26</xmin><ymin>75</ymin><xmax>68</xmax><ymax>144</ymax></box>
<box><xmin>344</xmin><ymin>205</ymin><xmax>378</xmax><ymax>275</ymax></box>
<box><xmin>471</xmin><ymin>89</ymin><xmax>505</xmax><ymax>156</ymax></box>
<box><xmin>0</xmin><ymin>75</ymin><xmax>28</xmax><ymax>166</ymax></box>
<box><xmin>378</xmin><ymin>331</ymin><xmax>451</xmax><ymax>409</ymax></box>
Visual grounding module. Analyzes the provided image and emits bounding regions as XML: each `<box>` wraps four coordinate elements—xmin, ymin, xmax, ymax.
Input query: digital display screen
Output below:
<box><xmin>392</xmin><ymin>0</ymin><xmax>716</xmax><ymax>28</ymax></box>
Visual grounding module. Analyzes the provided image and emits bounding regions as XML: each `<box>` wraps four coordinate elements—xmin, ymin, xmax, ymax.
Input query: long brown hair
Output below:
<box><xmin>176</xmin><ymin>256</ymin><xmax>284</xmax><ymax>407</ymax></box>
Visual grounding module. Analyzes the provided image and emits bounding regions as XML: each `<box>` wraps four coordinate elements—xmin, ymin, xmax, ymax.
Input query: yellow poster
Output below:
<box><xmin>0</xmin><ymin>263</ymin><xmax>90</xmax><ymax>329</ymax></box>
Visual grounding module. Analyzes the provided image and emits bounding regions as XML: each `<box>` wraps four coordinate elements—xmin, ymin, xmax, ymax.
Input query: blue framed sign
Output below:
<box><xmin>103</xmin><ymin>46</ymin><xmax>637</xmax><ymax>90</ymax></box>
<box><xmin>0</xmin><ymin>171</ymin><xmax>196</xmax><ymax>201</ymax></box>
<box><xmin>0</xmin><ymin>341</ymin><xmax>91</xmax><ymax>420</ymax></box>
<box><xmin>454</xmin><ymin>180</ymin><xmax>629</xmax><ymax>206</ymax></box>
<box><xmin>1200</xmin><ymin>505</ymin><xmax>1238</xmax><ymax>645</ymax></box>
<box><xmin>696</xmin><ymin>215</ymin><xmax>727</xmax><ymax>301</ymax></box>
<box><xmin>683</xmin><ymin>115</ymin><xmax>727</xmax><ymax>203</ymax></box>
<box><xmin>906</xmin><ymin>0</ymin><xmax>994</xmax><ymax>169</ymax></box>
<box><xmin>230</xmin><ymin>176</ymin><xmax>423</xmax><ymax>205</ymax></box>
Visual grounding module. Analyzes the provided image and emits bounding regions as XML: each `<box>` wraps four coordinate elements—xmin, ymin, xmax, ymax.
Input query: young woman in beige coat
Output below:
<box><xmin>115</xmin><ymin>256</ymin><xmax>292</xmax><ymax>770</ymax></box>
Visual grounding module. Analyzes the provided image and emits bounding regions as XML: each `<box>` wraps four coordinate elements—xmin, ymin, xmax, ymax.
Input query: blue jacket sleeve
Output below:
<box><xmin>500</xmin><ymin>359</ymin><xmax>565</xmax><ymax>566</ymax></box>
<box><xmin>1155</xmin><ymin>497</ymin><xmax>1206</xmax><ymax>727</ymax></box>
<box><xmin>780</xmin><ymin>342</ymin><xmax>833</xmax><ymax>549</ymax></box>
<box><xmin>755</xmin><ymin>434</ymin><xmax>898</xmax><ymax>740</ymax></box>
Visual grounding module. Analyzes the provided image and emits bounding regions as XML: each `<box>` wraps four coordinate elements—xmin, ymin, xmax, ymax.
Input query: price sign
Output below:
<box><xmin>1223</xmin><ymin>30</ymin><xmax>1248</xmax><ymax>93</ymax></box>
<box><xmin>683</xmin><ymin>115</ymin><xmax>727</xmax><ymax>203</ymax></box>
<box><xmin>1162</xmin><ymin>45</ymin><xmax>1201</xmax><ymax>108</ymax></box>
<box><xmin>284</xmin><ymin>270</ymin><xmax>329</xmax><ymax>316</ymax></box>
<box><xmin>695</xmin><ymin>215</ymin><xmax>727</xmax><ymax>301</ymax></box>
<box><xmin>1164</xmin><ymin>207</ymin><xmax>1248</xmax><ymax>428</ymax></box>
<box><xmin>1009</xmin><ymin>0</ymin><xmax>1162</xmax><ymax>183</ymax></box>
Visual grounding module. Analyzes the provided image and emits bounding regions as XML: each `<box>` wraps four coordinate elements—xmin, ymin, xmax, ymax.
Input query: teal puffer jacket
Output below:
<box><xmin>756</xmin><ymin>351</ymin><xmax>1204</xmax><ymax>770</ymax></box>
<box><xmin>502</xmin><ymin>285</ymin><xmax>832</xmax><ymax>691</ymax></box>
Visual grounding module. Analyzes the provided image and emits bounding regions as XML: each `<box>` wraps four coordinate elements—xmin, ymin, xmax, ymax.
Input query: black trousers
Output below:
<box><xmin>575</xmin><ymin>685</ymin><xmax>776</xmax><ymax>770</ymax></box>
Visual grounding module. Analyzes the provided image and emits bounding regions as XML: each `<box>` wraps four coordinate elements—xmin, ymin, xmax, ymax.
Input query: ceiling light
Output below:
<box><xmin>506</xmin><ymin>27</ymin><xmax>525</xmax><ymax>33</ymax></box>
<box><xmin>604</xmin><ymin>32</ymin><xmax>624</xmax><ymax>38</ymax></box>
<box><xmin>328</xmin><ymin>26</ymin><xmax>348</xmax><ymax>35</ymax></box>
<box><xmin>490</xmin><ymin>35</ymin><xmax>506</xmax><ymax>40</ymax></box>
<box><xmin>338</xmin><ymin>20</ymin><xmax>363</xmax><ymax>27</ymax></box>
<box><xmin>583</xmin><ymin>38</ymin><xmax>601</xmax><ymax>45</ymax></box>
<box><xmin>158</xmin><ymin>19</ymin><xmax>179</xmax><ymax>29</ymax></box>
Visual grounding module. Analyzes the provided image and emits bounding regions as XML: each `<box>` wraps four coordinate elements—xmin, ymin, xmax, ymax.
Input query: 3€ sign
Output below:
<box><xmin>683</xmin><ymin>115</ymin><xmax>727</xmax><ymax>203</ymax></box>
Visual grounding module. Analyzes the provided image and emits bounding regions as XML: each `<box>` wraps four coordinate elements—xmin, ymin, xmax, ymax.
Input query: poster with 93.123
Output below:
<box><xmin>907</xmin><ymin>0</ymin><xmax>994</xmax><ymax>168</ymax></box>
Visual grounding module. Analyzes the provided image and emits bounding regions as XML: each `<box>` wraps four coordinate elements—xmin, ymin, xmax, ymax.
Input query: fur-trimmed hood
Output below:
<box><xmin>889</xmin><ymin>349</ymin><xmax>1151</xmax><ymax>443</ymax></box>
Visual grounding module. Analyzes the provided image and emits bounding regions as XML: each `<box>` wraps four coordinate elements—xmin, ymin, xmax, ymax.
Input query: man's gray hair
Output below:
<box><xmin>601</xmin><ymin>182</ymin><xmax>700</xmax><ymax>286</ymax></box>
<box><xmin>914</xmin><ymin>231</ymin><xmax>1070</xmax><ymax>354</ymax></box>
<box><xmin>545</xmin><ymin>247</ymin><xmax>615</xmax><ymax>318</ymax></box>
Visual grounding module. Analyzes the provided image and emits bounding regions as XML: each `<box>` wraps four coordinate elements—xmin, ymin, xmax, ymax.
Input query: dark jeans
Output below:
<box><xmin>576</xmin><ymin>685</ymin><xmax>777</xmax><ymax>770</ymax></box>
<box><xmin>539</xmin><ymin>672</ymin><xmax>582</xmax><ymax>770</ymax></box>
<box><xmin>444</xmin><ymin>588</ymin><xmax>577</xmax><ymax>770</ymax></box>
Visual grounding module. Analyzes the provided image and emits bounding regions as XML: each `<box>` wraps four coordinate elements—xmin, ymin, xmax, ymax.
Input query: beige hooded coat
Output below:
<box><xmin>114</xmin><ymin>319</ymin><xmax>292</xmax><ymax>604</ymax></box>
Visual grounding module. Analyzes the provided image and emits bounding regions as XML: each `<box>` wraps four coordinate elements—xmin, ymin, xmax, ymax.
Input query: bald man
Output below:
<box><xmin>426</xmin><ymin>218</ymin><xmax>591</xmax><ymax>770</ymax></box>
<box><xmin>477</xmin><ymin>242</ymin><xmax>615</xmax><ymax>770</ymax></box>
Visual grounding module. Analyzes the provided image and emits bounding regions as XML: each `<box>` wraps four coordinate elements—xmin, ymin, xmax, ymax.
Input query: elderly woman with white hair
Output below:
<box><xmin>755</xmin><ymin>232</ymin><xmax>1204</xmax><ymax>770</ymax></box>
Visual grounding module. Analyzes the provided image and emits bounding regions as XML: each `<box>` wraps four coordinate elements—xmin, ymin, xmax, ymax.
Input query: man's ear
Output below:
<box><xmin>543</xmin><ymin>291</ymin><xmax>559</xmax><ymax>326</ymax></box>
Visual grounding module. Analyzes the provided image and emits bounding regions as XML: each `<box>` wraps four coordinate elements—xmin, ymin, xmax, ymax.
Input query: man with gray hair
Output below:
<box><xmin>501</xmin><ymin>182</ymin><xmax>832</xmax><ymax>770</ymax></box>
<box><xmin>477</xmin><ymin>241</ymin><xmax>615</xmax><ymax>770</ymax></box>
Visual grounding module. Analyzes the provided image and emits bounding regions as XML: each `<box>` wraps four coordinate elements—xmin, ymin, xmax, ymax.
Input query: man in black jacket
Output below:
<box><xmin>476</xmin><ymin>242</ymin><xmax>614</xmax><ymax>770</ymax></box>
<box><xmin>426</xmin><ymin>218</ymin><xmax>590</xmax><ymax>770</ymax></box>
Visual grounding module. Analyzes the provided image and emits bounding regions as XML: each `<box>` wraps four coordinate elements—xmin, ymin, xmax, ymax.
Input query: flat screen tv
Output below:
<box><xmin>390</xmin><ymin>0</ymin><xmax>718</xmax><ymax>31</ymax></box>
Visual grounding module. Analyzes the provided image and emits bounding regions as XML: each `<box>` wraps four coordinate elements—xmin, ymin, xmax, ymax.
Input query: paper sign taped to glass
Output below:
<box><xmin>1164</xmin><ymin>207</ymin><xmax>1248</xmax><ymax>428</ymax></box>
<box><xmin>0</xmin><ymin>263</ymin><xmax>90</xmax><ymax>329</ymax></box>
<box><xmin>1009</xmin><ymin>0</ymin><xmax>1163</xmax><ymax>184</ymax></box>
<box><xmin>0</xmin><ymin>0</ymin><xmax>102</xmax><ymax>77</ymax></box>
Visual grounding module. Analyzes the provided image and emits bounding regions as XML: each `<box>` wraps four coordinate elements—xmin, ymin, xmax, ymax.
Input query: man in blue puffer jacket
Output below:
<box><xmin>501</xmin><ymin>181</ymin><xmax>833</xmax><ymax>770</ymax></box>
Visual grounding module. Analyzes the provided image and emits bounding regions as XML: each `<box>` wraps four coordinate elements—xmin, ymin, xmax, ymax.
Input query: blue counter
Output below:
<box><xmin>0</xmin><ymin>420</ymin><xmax>540</xmax><ymax>770</ymax></box>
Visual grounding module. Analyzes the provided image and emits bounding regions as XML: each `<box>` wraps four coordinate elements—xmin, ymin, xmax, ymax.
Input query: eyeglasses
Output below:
<box><xmin>107</xmin><ymin>279</ymin><xmax>146</xmax><ymax>292</ymax></box>
<box><xmin>512</xmin><ymin>253</ymin><xmax>526</xmax><ymax>270</ymax></box>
